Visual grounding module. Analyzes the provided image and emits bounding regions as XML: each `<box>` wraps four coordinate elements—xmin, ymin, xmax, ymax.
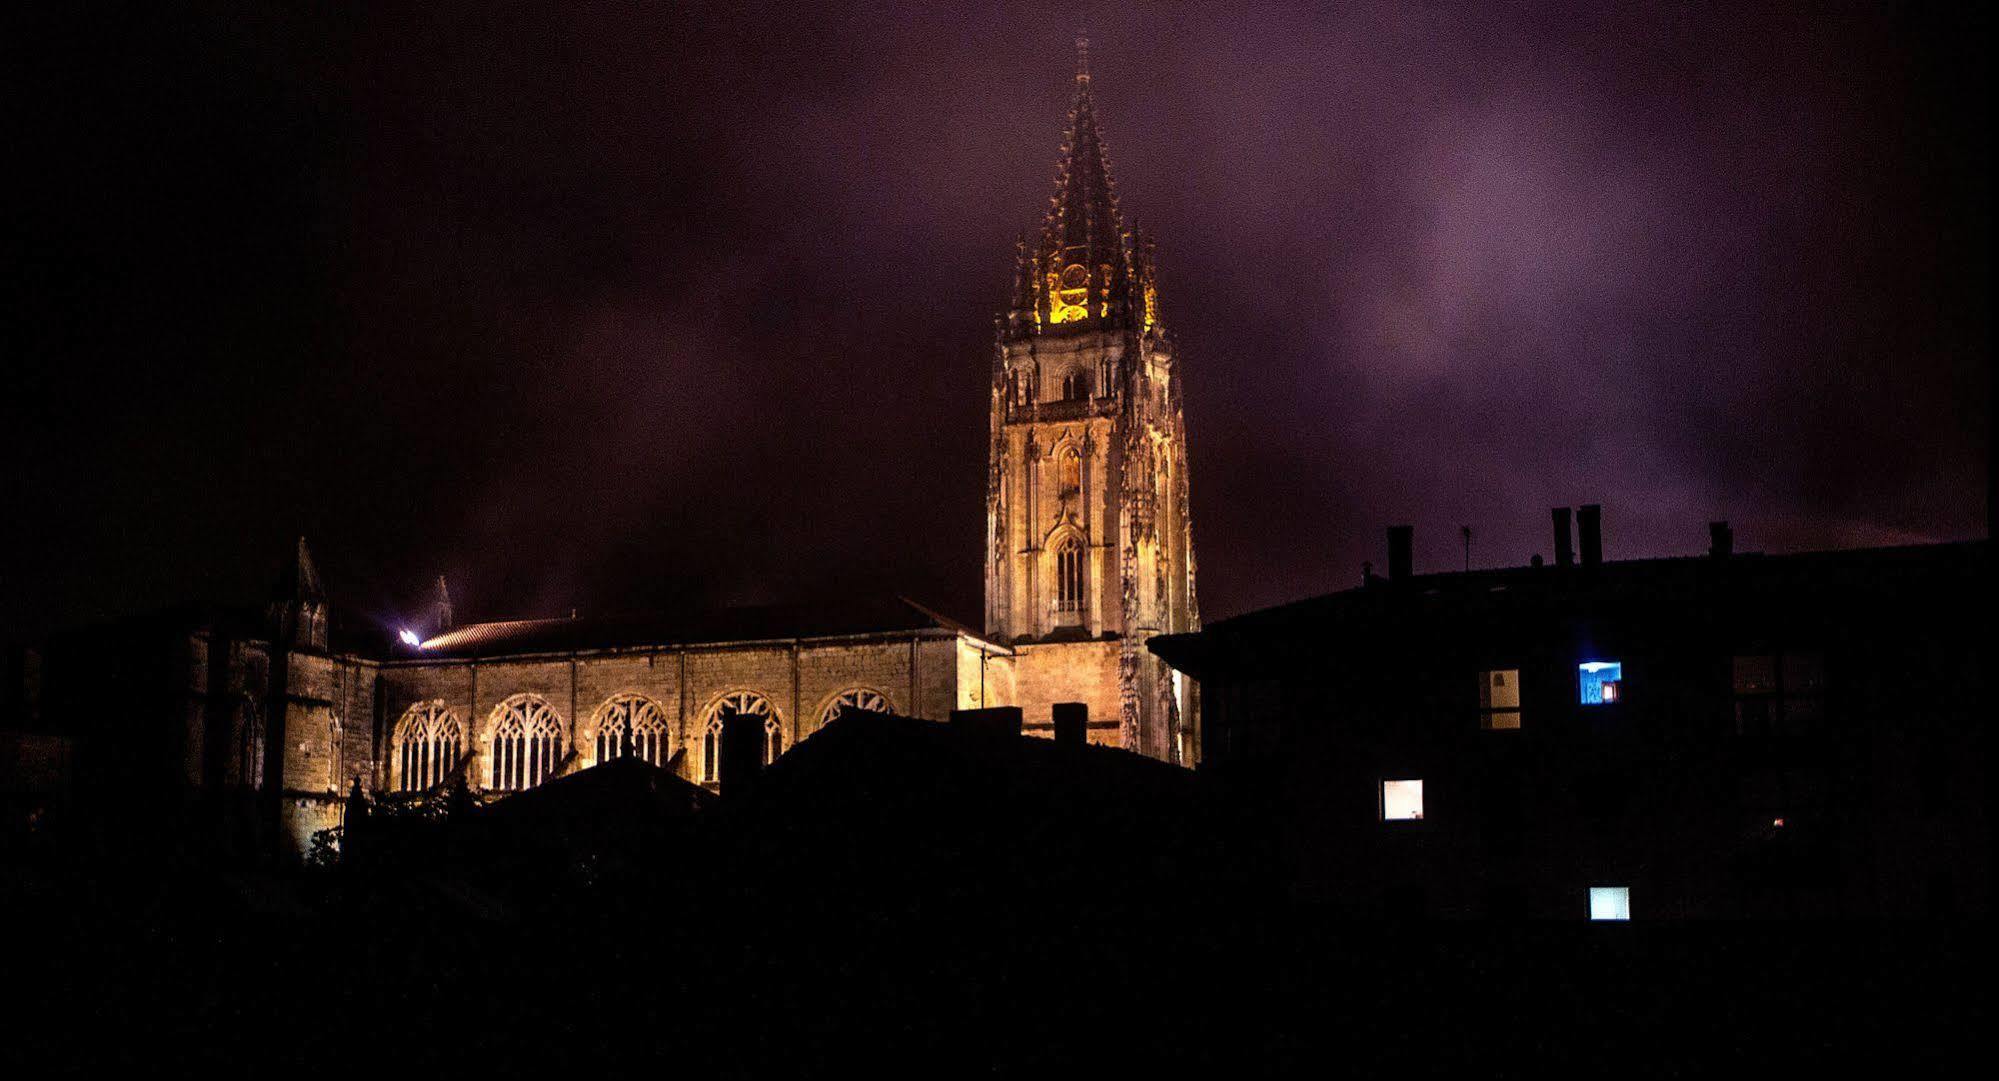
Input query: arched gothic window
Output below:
<box><xmin>700</xmin><ymin>691</ymin><xmax>780</xmax><ymax>784</ymax></box>
<box><xmin>820</xmin><ymin>688</ymin><xmax>889</xmax><ymax>729</ymax></box>
<box><xmin>490</xmin><ymin>696</ymin><xmax>565</xmax><ymax>791</ymax></box>
<box><xmin>594</xmin><ymin>693</ymin><xmax>669</xmax><ymax>767</ymax></box>
<box><xmin>1054</xmin><ymin>535</ymin><xmax>1086</xmax><ymax>613</ymax></box>
<box><xmin>1062</xmin><ymin>370</ymin><xmax>1092</xmax><ymax>401</ymax></box>
<box><xmin>394</xmin><ymin>701</ymin><xmax>463</xmax><ymax>794</ymax></box>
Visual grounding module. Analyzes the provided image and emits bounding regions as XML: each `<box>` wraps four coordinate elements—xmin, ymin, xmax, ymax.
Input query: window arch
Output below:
<box><xmin>1054</xmin><ymin>534</ymin><xmax>1087</xmax><ymax>613</ymax></box>
<box><xmin>819</xmin><ymin>687</ymin><xmax>890</xmax><ymax>730</ymax></box>
<box><xmin>1062</xmin><ymin>370</ymin><xmax>1092</xmax><ymax>401</ymax></box>
<box><xmin>594</xmin><ymin>693</ymin><xmax>669</xmax><ymax>767</ymax></box>
<box><xmin>489</xmin><ymin>695</ymin><xmax>565</xmax><ymax>792</ymax></box>
<box><xmin>393</xmin><ymin>701</ymin><xmax>463</xmax><ymax>794</ymax></box>
<box><xmin>699</xmin><ymin>691</ymin><xmax>780</xmax><ymax>784</ymax></box>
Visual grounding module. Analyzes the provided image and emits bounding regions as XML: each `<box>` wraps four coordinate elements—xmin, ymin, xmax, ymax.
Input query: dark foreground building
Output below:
<box><xmin>1152</xmin><ymin>510</ymin><xmax>1990</xmax><ymax>919</ymax></box>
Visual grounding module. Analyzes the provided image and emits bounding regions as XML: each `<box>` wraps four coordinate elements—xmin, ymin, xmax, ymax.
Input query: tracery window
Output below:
<box><xmin>820</xmin><ymin>688</ymin><xmax>890</xmax><ymax>729</ymax></box>
<box><xmin>1054</xmin><ymin>535</ymin><xmax>1086</xmax><ymax>614</ymax></box>
<box><xmin>394</xmin><ymin>701</ymin><xmax>463</xmax><ymax>794</ymax></box>
<box><xmin>700</xmin><ymin>691</ymin><xmax>780</xmax><ymax>784</ymax></box>
<box><xmin>594</xmin><ymin>693</ymin><xmax>670</xmax><ymax>767</ymax></box>
<box><xmin>1062</xmin><ymin>371</ymin><xmax>1092</xmax><ymax>400</ymax></box>
<box><xmin>489</xmin><ymin>695</ymin><xmax>565</xmax><ymax>791</ymax></box>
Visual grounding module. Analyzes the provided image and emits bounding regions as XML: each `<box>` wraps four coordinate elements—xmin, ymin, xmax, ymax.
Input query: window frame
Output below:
<box><xmin>1578</xmin><ymin>660</ymin><xmax>1624</xmax><ymax>706</ymax></box>
<box><xmin>1478</xmin><ymin>668</ymin><xmax>1523</xmax><ymax>730</ymax></box>
<box><xmin>1588</xmin><ymin>886</ymin><xmax>1631</xmax><ymax>921</ymax></box>
<box><xmin>489</xmin><ymin>695</ymin><xmax>566</xmax><ymax>792</ymax></box>
<box><xmin>1052</xmin><ymin>535</ymin><xmax>1087</xmax><ymax>615</ymax></box>
<box><xmin>1381</xmin><ymin>778</ymin><xmax>1425</xmax><ymax>822</ymax></box>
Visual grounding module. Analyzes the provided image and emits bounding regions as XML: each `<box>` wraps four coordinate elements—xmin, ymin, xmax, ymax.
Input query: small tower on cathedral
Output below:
<box><xmin>268</xmin><ymin>535</ymin><xmax>329</xmax><ymax>652</ymax></box>
<box><xmin>985</xmin><ymin>37</ymin><xmax>1201</xmax><ymax>764</ymax></box>
<box><xmin>429</xmin><ymin>575</ymin><xmax>454</xmax><ymax>637</ymax></box>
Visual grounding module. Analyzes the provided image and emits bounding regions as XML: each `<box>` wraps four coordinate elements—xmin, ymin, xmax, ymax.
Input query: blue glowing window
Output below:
<box><xmin>1578</xmin><ymin>661</ymin><xmax>1623</xmax><ymax>705</ymax></box>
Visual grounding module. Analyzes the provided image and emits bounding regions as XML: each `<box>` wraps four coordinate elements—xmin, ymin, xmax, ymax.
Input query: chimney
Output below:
<box><xmin>1578</xmin><ymin>504</ymin><xmax>1602</xmax><ymax>568</ymax></box>
<box><xmin>950</xmin><ymin>706</ymin><xmax>1023</xmax><ymax>739</ymax></box>
<box><xmin>1709</xmin><ymin>520</ymin><xmax>1734</xmax><ymax>559</ymax></box>
<box><xmin>1052</xmin><ymin>702</ymin><xmax>1089</xmax><ymax>747</ymax></box>
<box><xmin>718</xmin><ymin>710</ymin><xmax>768</xmax><ymax>797</ymax></box>
<box><xmin>1387</xmin><ymin>525</ymin><xmax>1413</xmax><ymax>581</ymax></box>
<box><xmin>1552</xmin><ymin>507</ymin><xmax>1574</xmax><ymax>568</ymax></box>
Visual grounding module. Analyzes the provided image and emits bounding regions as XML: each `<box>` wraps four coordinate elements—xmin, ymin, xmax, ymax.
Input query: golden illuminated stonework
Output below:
<box><xmin>1051</xmin><ymin>263</ymin><xmax>1090</xmax><ymax>323</ymax></box>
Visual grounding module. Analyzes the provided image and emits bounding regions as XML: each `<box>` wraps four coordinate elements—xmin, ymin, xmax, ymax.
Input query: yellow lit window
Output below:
<box><xmin>1479</xmin><ymin>669</ymin><xmax>1522</xmax><ymax>730</ymax></box>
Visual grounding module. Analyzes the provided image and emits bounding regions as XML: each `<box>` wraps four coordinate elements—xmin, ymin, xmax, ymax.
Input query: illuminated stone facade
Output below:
<box><xmin>986</xmin><ymin>39</ymin><xmax>1201</xmax><ymax>763</ymax></box>
<box><xmin>247</xmin><ymin>591</ymin><xmax>1012</xmax><ymax>856</ymax></box>
<box><xmin>6</xmin><ymin>43</ymin><xmax>1200</xmax><ymax>862</ymax></box>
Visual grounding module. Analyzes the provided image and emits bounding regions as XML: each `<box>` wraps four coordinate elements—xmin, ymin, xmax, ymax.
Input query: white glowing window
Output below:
<box><xmin>1381</xmin><ymin>779</ymin><xmax>1424</xmax><ymax>821</ymax></box>
<box><xmin>1479</xmin><ymin>669</ymin><xmax>1522</xmax><ymax>729</ymax></box>
<box><xmin>1589</xmin><ymin>887</ymin><xmax>1631</xmax><ymax>921</ymax></box>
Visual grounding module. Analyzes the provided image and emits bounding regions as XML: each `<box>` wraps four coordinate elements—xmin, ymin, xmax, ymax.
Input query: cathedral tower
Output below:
<box><xmin>985</xmin><ymin>38</ymin><xmax>1200</xmax><ymax>764</ymax></box>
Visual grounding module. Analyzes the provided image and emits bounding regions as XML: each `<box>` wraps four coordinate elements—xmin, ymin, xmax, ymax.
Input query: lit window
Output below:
<box><xmin>1479</xmin><ymin>669</ymin><xmax>1522</xmax><ymax>729</ymax></box>
<box><xmin>820</xmin><ymin>687</ymin><xmax>889</xmax><ymax>730</ymax></box>
<box><xmin>489</xmin><ymin>695</ymin><xmax>565</xmax><ymax>791</ymax></box>
<box><xmin>593</xmin><ymin>693</ymin><xmax>669</xmax><ymax>767</ymax></box>
<box><xmin>700</xmin><ymin>691</ymin><xmax>781</xmax><ymax>784</ymax></box>
<box><xmin>1578</xmin><ymin>661</ymin><xmax>1623</xmax><ymax>705</ymax></box>
<box><xmin>1381</xmin><ymin>779</ymin><xmax>1424</xmax><ymax>821</ymax></box>
<box><xmin>1589</xmin><ymin>886</ymin><xmax>1631</xmax><ymax>921</ymax></box>
<box><xmin>393</xmin><ymin>700</ymin><xmax>464</xmax><ymax>794</ymax></box>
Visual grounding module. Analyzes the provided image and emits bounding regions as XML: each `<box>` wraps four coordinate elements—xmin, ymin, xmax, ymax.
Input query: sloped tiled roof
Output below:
<box><xmin>410</xmin><ymin>595</ymin><xmax>990</xmax><ymax>660</ymax></box>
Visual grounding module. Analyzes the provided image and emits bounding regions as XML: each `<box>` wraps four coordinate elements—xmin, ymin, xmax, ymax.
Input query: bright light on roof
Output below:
<box><xmin>398</xmin><ymin>628</ymin><xmax>422</xmax><ymax>647</ymax></box>
<box><xmin>1579</xmin><ymin>661</ymin><xmax>1619</xmax><ymax>673</ymax></box>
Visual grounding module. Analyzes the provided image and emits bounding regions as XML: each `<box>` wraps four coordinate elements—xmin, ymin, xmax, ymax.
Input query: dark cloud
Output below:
<box><xmin>3</xmin><ymin>1</ymin><xmax>1986</xmax><ymax>636</ymax></box>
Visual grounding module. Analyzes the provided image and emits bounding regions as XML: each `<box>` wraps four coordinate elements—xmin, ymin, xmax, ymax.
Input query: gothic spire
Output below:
<box><xmin>1038</xmin><ymin>32</ymin><xmax>1129</xmax><ymax>325</ymax></box>
<box><xmin>430</xmin><ymin>575</ymin><xmax>454</xmax><ymax>634</ymax></box>
<box><xmin>269</xmin><ymin>535</ymin><xmax>328</xmax><ymax>650</ymax></box>
<box><xmin>273</xmin><ymin>535</ymin><xmax>326</xmax><ymax>603</ymax></box>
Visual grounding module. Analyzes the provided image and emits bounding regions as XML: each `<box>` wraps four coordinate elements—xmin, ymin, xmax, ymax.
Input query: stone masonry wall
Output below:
<box><xmin>370</xmin><ymin>631</ymin><xmax>979</xmax><ymax>792</ymax></box>
<box><xmin>1010</xmin><ymin>639</ymin><xmax>1122</xmax><ymax>746</ymax></box>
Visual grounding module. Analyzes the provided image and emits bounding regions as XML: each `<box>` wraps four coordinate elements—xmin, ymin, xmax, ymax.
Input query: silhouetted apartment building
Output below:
<box><xmin>1151</xmin><ymin>510</ymin><xmax>1989</xmax><ymax>918</ymax></box>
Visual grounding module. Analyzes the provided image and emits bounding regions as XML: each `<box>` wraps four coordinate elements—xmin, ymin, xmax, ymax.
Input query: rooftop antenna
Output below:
<box><xmin>1461</xmin><ymin>525</ymin><xmax>1472</xmax><ymax>571</ymax></box>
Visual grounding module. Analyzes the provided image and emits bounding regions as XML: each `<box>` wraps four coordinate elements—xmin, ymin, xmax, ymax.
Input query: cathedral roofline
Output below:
<box><xmin>397</xmin><ymin>596</ymin><xmax>1010</xmax><ymax>662</ymax></box>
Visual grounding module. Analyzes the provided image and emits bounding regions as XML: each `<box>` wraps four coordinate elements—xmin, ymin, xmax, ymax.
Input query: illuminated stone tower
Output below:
<box><xmin>985</xmin><ymin>37</ymin><xmax>1200</xmax><ymax>764</ymax></box>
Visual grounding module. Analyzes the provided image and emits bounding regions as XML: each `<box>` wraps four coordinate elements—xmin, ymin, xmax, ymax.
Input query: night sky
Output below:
<box><xmin>5</xmin><ymin>2</ymin><xmax>1987</xmax><ymax>639</ymax></box>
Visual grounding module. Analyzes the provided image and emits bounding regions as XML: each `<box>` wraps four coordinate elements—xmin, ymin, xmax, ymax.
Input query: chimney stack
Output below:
<box><xmin>1552</xmin><ymin>507</ymin><xmax>1574</xmax><ymax>568</ymax></box>
<box><xmin>1052</xmin><ymin>702</ymin><xmax>1089</xmax><ymax>747</ymax></box>
<box><xmin>1578</xmin><ymin>504</ymin><xmax>1603</xmax><ymax>568</ymax></box>
<box><xmin>950</xmin><ymin>706</ymin><xmax>1023</xmax><ymax>739</ymax></box>
<box><xmin>1709</xmin><ymin>520</ymin><xmax>1734</xmax><ymax>559</ymax></box>
<box><xmin>1387</xmin><ymin>525</ymin><xmax>1413</xmax><ymax>581</ymax></box>
<box><xmin>718</xmin><ymin>710</ymin><xmax>768</xmax><ymax>797</ymax></box>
